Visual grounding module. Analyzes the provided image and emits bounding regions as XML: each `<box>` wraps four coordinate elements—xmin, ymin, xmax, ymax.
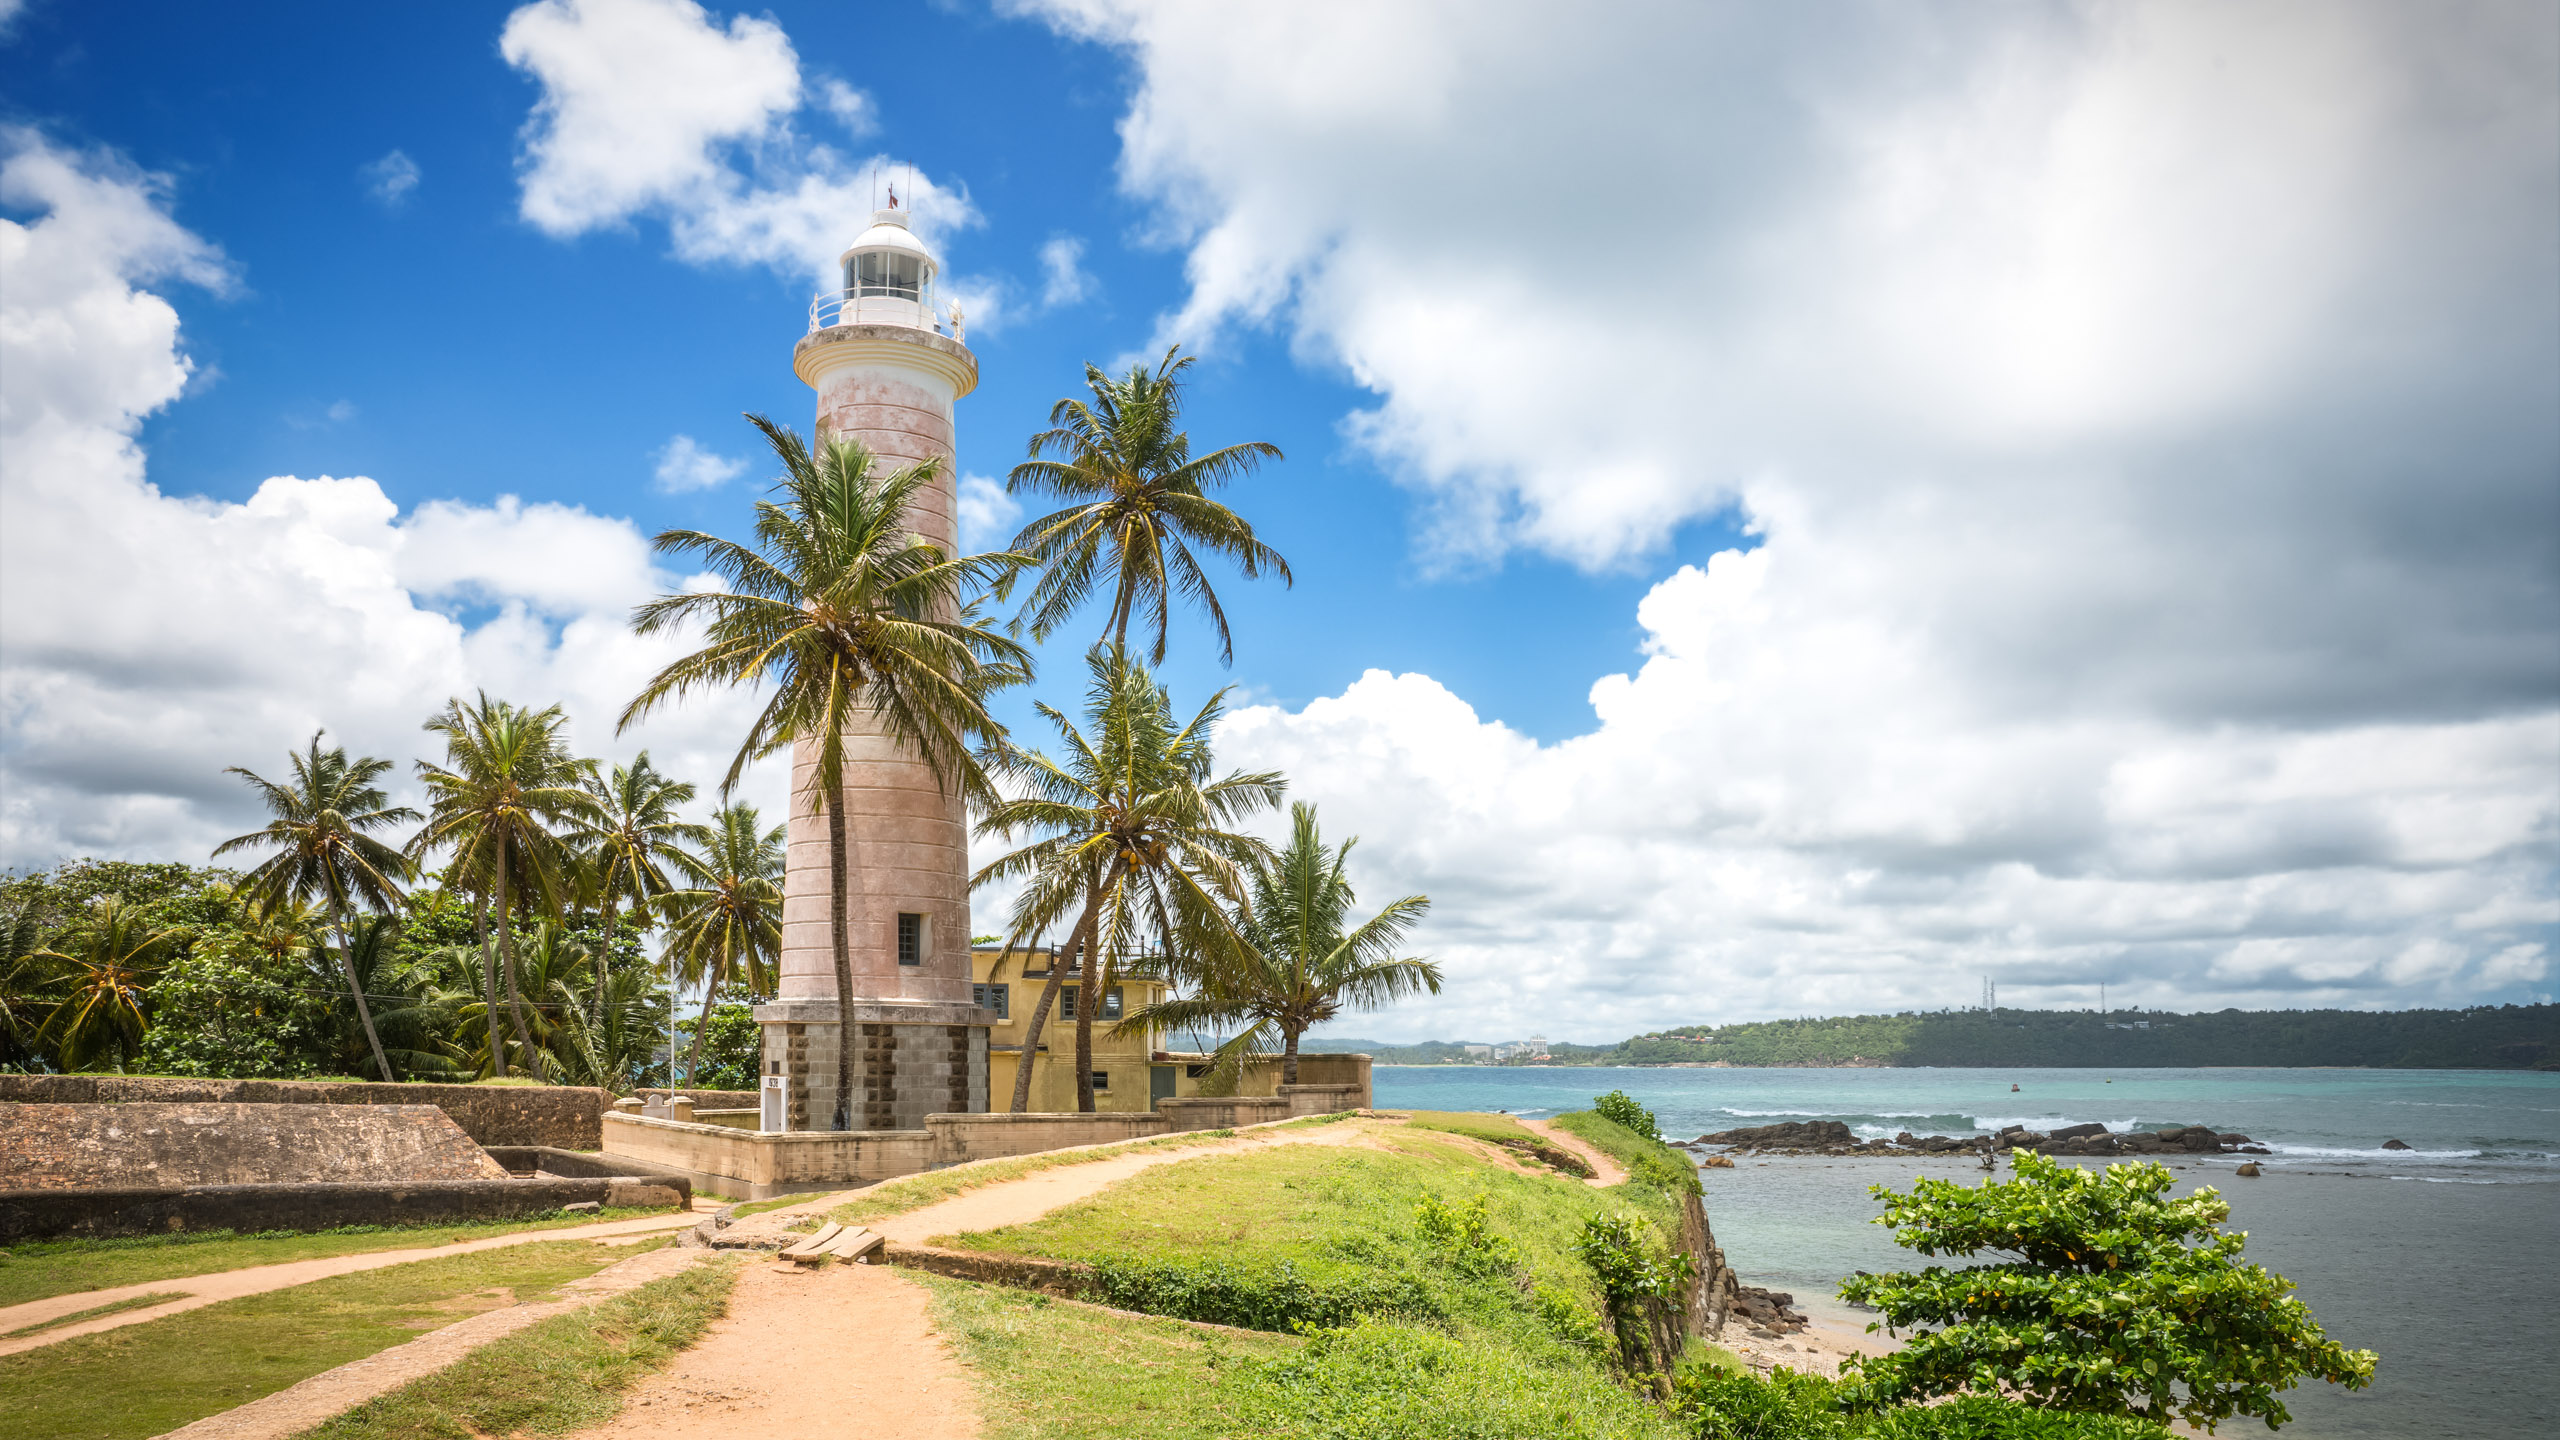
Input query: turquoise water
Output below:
<box><xmin>1374</xmin><ymin>1066</ymin><xmax>2560</xmax><ymax>1440</ymax></box>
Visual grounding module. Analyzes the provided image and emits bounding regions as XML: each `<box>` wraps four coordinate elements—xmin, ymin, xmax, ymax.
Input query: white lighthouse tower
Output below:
<box><xmin>756</xmin><ymin>202</ymin><xmax>990</xmax><ymax>1131</ymax></box>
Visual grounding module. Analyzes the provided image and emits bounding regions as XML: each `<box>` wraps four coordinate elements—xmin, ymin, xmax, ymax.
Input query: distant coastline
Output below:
<box><xmin>1327</xmin><ymin>1002</ymin><xmax>2558</xmax><ymax>1071</ymax></box>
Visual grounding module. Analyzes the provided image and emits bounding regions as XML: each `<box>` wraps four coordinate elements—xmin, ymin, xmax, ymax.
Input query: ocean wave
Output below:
<box><xmin>2267</xmin><ymin>1145</ymin><xmax>2483</xmax><ymax>1160</ymax></box>
<box><xmin>1967</xmin><ymin>1116</ymin><xmax>2146</xmax><ymax>1134</ymax></box>
<box><xmin>1713</xmin><ymin>1108</ymin><xmax>1936</xmax><ymax>1119</ymax></box>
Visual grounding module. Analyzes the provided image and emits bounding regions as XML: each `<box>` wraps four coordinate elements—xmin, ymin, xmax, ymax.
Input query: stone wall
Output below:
<box><xmin>2</xmin><ymin>1103</ymin><xmax>505</xmax><ymax>1190</ymax></box>
<box><xmin>0</xmin><ymin>1177</ymin><xmax>684</xmax><ymax>1242</ymax></box>
<box><xmin>1287</xmin><ymin>1053</ymin><xmax>1372</xmax><ymax>1106</ymax></box>
<box><xmin>0</xmin><ymin>1075</ymin><xmax>608</xmax><ymax>1149</ymax></box>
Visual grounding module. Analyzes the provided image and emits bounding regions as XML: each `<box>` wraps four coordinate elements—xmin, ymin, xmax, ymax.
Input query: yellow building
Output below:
<box><xmin>970</xmin><ymin>944</ymin><xmax>1367</xmax><ymax>1113</ymax></box>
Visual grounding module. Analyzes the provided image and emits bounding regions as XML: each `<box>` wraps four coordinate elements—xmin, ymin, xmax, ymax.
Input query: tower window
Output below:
<box><xmin>897</xmin><ymin>912</ymin><xmax>924</xmax><ymax>967</ymax></box>
<box><xmin>849</xmin><ymin>250</ymin><xmax>925</xmax><ymax>301</ymax></box>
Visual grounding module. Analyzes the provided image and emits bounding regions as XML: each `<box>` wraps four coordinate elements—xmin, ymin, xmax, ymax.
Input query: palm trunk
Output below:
<box><xmin>1282</xmin><ymin>1024</ymin><xmax>1301</xmax><ymax>1086</ymax></box>
<box><xmin>595</xmin><ymin>892</ymin><xmax>617</xmax><ymax>1028</ymax></box>
<box><xmin>1074</xmin><ymin>935</ymin><xmax>1100</xmax><ymax>1114</ymax></box>
<box><xmin>689</xmin><ymin>969</ymin><xmax>718</xmax><ymax>1086</ymax></box>
<box><xmin>496</xmin><ymin>854</ymin><xmax>539</xmax><ymax>1078</ymax></box>
<box><xmin>476</xmin><ymin>897</ymin><xmax>507</xmax><ymax>1078</ymax></box>
<box><xmin>331</xmin><ymin>901</ymin><xmax>396</xmax><ymax>1083</ymax></box>
<box><xmin>827</xmin><ymin>790</ymin><xmax>856</xmax><ymax>1131</ymax></box>
<box><xmin>1010</xmin><ymin>899</ymin><xmax>1097</xmax><ymax>1113</ymax></box>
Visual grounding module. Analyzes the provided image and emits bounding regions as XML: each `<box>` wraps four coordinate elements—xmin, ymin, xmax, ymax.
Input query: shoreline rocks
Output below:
<box><xmin>1686</xmin><ymin>1119</ymin><xmax>2271</xmax><ymax>1159</ymax></box>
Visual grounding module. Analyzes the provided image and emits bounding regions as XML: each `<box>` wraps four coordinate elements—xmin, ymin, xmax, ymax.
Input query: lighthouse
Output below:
<box><xmin>756</xmin><ymin>203</ymin><xmax>990</xmax><ymax>1131</ymax></box>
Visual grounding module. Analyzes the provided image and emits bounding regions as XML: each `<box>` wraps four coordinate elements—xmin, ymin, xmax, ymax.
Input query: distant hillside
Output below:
<box><xmin>1308</xmin><ymin>1005</ymin><xmax>2559</xmax><ymax>1069</ymax></box>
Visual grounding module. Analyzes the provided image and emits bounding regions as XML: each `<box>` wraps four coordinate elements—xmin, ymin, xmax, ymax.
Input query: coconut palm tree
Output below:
<box><xmin>1005</xmin><ymin>347</ymin><xmax>1289</xmax><ymax>665</ymax></box>
<box><xmin>410</xmin><ymin>695</ymin><xmax>593</xmax><ymax>1079</ymax></box>
<box><xmin>561</xmin><ymin>752</ymin><xmax>708</xmax><ymax>1023</ymax></box>
<box><xmin>660</xmin><ymin>803</ymin><xmax>785</xmax><ymax>1086</ymax></box>
<box><xmin>214</xmin><ymin>733</ymin><xmax>420</xmax><ymax>1082</ymax></box>
<box><xmin>623</xmin><ymin>416</ymin><xmax>1031</xmax><ymax>1129</ymax></box>
<box><xmin>30</xmin><ymin>898</ymin><xmax>180</xmax><ymax>1071</ymax></box>
<box><xmin>1133</xmin><ymin>802</ymin><xmax>1438</xmax><ymax>1090</ymax></box>
<box><xmin>315</xmin><ymin>914</ymin><xmax>467</xmax><ymax>1080</ymax></box>
<box><xmin>973</xmin><ymin>644</ymin><xmax>1284</xmax><ymax>1112</ymax></box>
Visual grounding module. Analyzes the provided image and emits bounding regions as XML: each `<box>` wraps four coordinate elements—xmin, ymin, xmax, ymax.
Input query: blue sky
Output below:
<box><xmin>0</xmin><ymin>0</ymin><xmax>1744</xmax><ymax>743</ymax></box>
<box><xmin>3</xmin><ymin>1</ymin><xmax>2553</xmax><ymax>1040</ymax></box>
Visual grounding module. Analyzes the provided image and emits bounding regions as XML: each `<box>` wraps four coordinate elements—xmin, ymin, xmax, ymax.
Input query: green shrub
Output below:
<box><xmin>1671</xmin><ymin>1366</ymin><xmax>2173</xmax><ymax>1440</ymax></box>
<box><xmin>1836</xmin><ymin>1154</ymin><xmax>2376</xmax><ymax>1432</ymax></box>
<box><xmin>1594</xmin><ymin>1089</ymin><xmax>1660</xmax><ymax>1141</ymax></box>
<box><xmin>1084</xmin><ymin>1255</ymin><xmax>1435</xmax><ymax>1333</ymax></box>
<box><xmin>1413</xmin><ymin>1193</ymin><xmax>1522</xmax><ymax>1277</ymax></box>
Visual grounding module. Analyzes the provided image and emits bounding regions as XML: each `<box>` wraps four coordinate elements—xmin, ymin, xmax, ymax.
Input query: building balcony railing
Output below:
<box><xmin>807</xmin><ymin>288</ymin><xmax>953</xmax><ymax>337</ymax></box>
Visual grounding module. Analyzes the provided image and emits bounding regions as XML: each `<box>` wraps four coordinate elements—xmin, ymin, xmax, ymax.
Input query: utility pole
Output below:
<box><xmin>1981</xmin><ymin>975</ymin><xmax>1995</xmax><ymax>1012</ymax></box>
<box><xmin>2099</xmin><ymin>982</ymin><xmax>2107</xmax><ymax>1016</ymax></box>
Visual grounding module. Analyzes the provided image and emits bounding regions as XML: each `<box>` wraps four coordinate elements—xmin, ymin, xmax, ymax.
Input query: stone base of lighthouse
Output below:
<box><xmin>753</xmin><ymin>1000</ymin><xmax>990</xmax><ymax>1132</ymax></box>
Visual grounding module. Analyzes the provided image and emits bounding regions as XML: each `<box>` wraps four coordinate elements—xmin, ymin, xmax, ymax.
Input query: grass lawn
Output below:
<box><xmin>828</xmin><ymin>1127</ymin><xmax>1237</xmax><ymax>1226</ymax></box>
<box><xmin>943</xmin><ymin>1124</ymin><xmax>1621</xmax><ymax>1311</ymax></box>
<box><xmin>0</xmin><ymin>1238</ymin><xmax>657</xmax><ymax>1440</ymax></box>
<box><xmin>302</xmin><ymin>1258</ymin><xmax>737</xmax><ymax>1440</ymax></box>
<box><xmin>0</xmin><ymin>1208</ymin><xmax>681</xmax><ymax>1309</ymax></box>
<box><xmin>929</xmin><ymin>1269</ymin><xmax>1680</xmax><ymax>1440</ymax></box>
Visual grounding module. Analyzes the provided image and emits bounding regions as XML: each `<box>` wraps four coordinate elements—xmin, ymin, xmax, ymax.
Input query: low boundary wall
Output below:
<box><xmin>603</xmin><ymin>1089</ymin><xmax>1370</xmax><ymax>1199</ymax></box>
<box><xmin>0</xmin><ymin>1176</ymin><xmax>689</xmax><ymax>1242</ymax></box>
<box><xmin>0</xmin><ymin>1076</ymin><xmax>609</xmax><ymax>1149</ymax></box>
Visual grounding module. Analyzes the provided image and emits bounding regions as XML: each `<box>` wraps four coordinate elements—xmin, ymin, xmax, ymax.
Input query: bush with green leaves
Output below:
<box><xmin>1673</xmin><ymin>1365</ymin><xmax>2172</xmax><ymax>1439</ymax></box>
<box><xmin>1594</xmin><ymin>1088</ymin><xmax>1661</xmax><ymax>1141</ymax></box>
<box><xmin>1414</xmin><ymin>1192</ymin><xmax>1524</xmax><ymax>1277</ymax></box>
<box><xmin>1085</xmin><ymin>1254</ymin><xmax>1436</xmax><ymax>1333</ymax></box>
<box><xmin>1835</xmin><ymin>1153</ymin><xmax>2376</xmax><ymax>1431</ymax></box>
<box><xmin>1578</xmin><ymin>1210</ymin><xmax>1694</xmax><ymax>1388</ymax></box>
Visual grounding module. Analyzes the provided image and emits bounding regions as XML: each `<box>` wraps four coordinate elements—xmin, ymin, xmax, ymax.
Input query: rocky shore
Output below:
<box><xmin>1677</xmin><ymin>1119</ymin><xmax>2274</xmax><ymax>1158</ymax></box>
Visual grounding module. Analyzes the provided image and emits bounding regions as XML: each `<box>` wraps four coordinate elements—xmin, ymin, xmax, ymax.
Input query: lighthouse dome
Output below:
<box><xmin>811</xmin><ymin>207</ymin><xmax>946</xmax><ymax>333</ymax></box>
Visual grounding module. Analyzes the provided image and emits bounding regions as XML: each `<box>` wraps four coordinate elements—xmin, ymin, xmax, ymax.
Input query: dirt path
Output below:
<box><xmin>0</xmin><ymin>1206</ymin><xmax>710</xmax><ymax>1357</ymax></box>
<box><xmin>1516</xmin><ymin>1116</ymin><xmax>1629</xmax><ymax>1186</ymax></box>
<box><xmin>875</xmin><ymin>1120</ymin><xmax>1373</xmax><ymax>1247</ymax></box>
<box><xmin>152</xmin><ymin>1245</ymin><xmax>710</xmax><ymax>1440</ymax></box>
<box><xmin>564</xmin><ymin>1261</ymin><xmax>980</xmax><ymax>1440</ymax></box>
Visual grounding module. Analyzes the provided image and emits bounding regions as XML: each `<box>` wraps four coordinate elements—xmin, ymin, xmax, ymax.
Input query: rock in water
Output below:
<box><xmin>1692</xmin><ymin>1120</ymin><xmax>1855</xmax><ymax>1150</ymax></box>
<box><xmin>2381</xmin><ymin>1138</ymin><xmax>2413</xmax><ymax>1150</ymax></box>
<box><xmin>2235</xmin><ymin>1162</ymin><xmax>2262</xmax><ymax>1177</ymax></box>
<box><xmin>1701</xmin><ymin>1154</ymin><xmax>1736</xmax><ymax>1169</ymax></box>
<box><xmin>2049</xmin><ymin>1122</ymin><xmax>2110</xmax><ymax>1142</ymax></box>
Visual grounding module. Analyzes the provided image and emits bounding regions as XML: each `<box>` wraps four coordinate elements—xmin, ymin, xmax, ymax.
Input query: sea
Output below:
<box><xmin>1372</xmin><ymin>1065</ymin><xmax>2560</xmax><ymax>1440</ymax></box>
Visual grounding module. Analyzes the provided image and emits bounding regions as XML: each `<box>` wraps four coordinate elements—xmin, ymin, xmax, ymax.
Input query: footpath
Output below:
<box><xmin>0</xmin><ymin>1206</ymin><xmax>710</xmax><ymax>1359</ymax></box>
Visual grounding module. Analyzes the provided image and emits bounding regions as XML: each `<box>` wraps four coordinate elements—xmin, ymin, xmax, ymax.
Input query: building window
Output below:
<box><xmin>1090</xmin><ymin>1070</ymin><xmax>1111</xmax><ymax>1092</ymax></box>
<box><xmin>897</xmin><ymin>912</ymin><xmax>924</xmax><ymax>966</ymax></box>
<box><xmin>1102</xmin><ymin>985</ymin><xmax>1124</xmax><ymax>1020</ymax></box>
<box><xmin>1185</xmin><ymin>1064</ymin><xmax>1212</xmax><ymax>1080</ymax></box>
<box><xmin>973</xmin><ymin>982</ymin><xmax>1010</xmax><ymax>1019</ymax></box>
<box><xmin>1060</xmin><ymin>986</ymin><xmax>1077</xmax><ymax>1020</ymax></box>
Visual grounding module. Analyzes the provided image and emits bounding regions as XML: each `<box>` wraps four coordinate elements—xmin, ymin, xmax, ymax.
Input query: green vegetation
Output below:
<box><xmin>301</xmin><ymin>1258</ymin><xmax>736</xmax><ymax>1440</ymax></box>
<box><xmin>1837</xmin><ymin>1154</ymin><xmax>2375</xmax><ymax>1431</ymax></box>
<box><xmin>0</xmin><ymin>1238</ymin><xmax>647</xmax><ymax>1440</ymax></box>
<box><xmin>1137</xmin><ymin>800</ymin><xmax>1439</xmax><ymax>1090</ymax></box>
<box><xmin>0</xmin><ymin>1208</ymin><xmax>673</xmax><ymax>1308</ymax></box>
<box><xmin>973</xmin><ymin>644</ymin><xmax>1284</xmax><ymax>1114</ymax></box>
<box><xmin>1594</xmin><ymin>1088</ymin><xmax>1660</xmax><ymax>1140</ymax></box>
<box><xmin>1672</xmin><ymin>1367</ymin><xmax>2172</xmax><ymax>1439</ymax></box>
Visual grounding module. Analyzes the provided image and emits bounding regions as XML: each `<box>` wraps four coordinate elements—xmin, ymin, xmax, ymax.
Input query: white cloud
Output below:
<box><xmin>819</xmin><ymin>79</ymin><xmax>877</xmax><ymax>136</ymax></box>
<box><xmin>1037</xmin><ymin>234</ymin><xmax>1091</xmax><ymax>309</ymax></box>
<box><xmin>956</xmin><ymin>473</ymin><xmax>1022</xmax><ymax>551</ymax></box>
<box><xmin>1013</xmin><ymin>1</ymin><xmax>2560</xmax><ymax>1033</ymax></box>
<box><xmin>359</xmin><ymin>150</ymin><xmax>420</xmax><ymax>208</ymax></box>
<box><xmin>501</xmin><ymin>0</ymin><xmax>976</xmax><ymax>285</ymax></box>
<box><xmin>652</xmin><ymin>433</ymin><xmax>745</xmax><ymax>493</ymax></box>
<box><xmin>0</xmin><ymin>131</ymin><xmax>785</xmax><ymax>871</ymax></box>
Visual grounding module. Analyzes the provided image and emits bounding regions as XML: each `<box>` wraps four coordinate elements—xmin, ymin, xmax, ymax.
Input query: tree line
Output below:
<box><xmin>2</xmin><ymin>351</ymin><xmax>1442</xmax><ymax>1121</ymax></box>
<box><xmin>1544</xmin><ymin>1004</ymin><xmax>2560</xmax><ymax>1069</ymax></box>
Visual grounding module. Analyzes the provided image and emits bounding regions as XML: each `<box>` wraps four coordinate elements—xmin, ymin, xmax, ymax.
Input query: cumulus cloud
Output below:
<box><xmin>819</xmin><ymin>79</ymin><xmax>877</xmax><ymax>136</ymax></box>
<box><xmin>500</xmin><ymin>0</ymin><xmax>975</xmax><ymax>285</ymax></box>
<box><xmin>651</xmin><ymin>433</ymin><xmax>746</xmax><ymax>493</ymax></box>
<box><xmin>359</xmin><ymin>150</ymin><xmax>420</xmax><ymax>208</ymax></box>
<box><xmin>1014</xmin><ymin>0</ymin><xmax>2560</xmax><ymax>1032</ymax></box>
<box><xmin>1037</xmin><ymin>234</ymin><xmax>1092</xmax><ymax>309</ymax></box>
<box><xmin>956</xmin><ymin>473</ymin><xmax>1023</xmax><ymax>551</ymax></box>
<box><xmin>0</xmin><ymin>130</ymin><xmax>784</xmax><ymax>870</ymax></box>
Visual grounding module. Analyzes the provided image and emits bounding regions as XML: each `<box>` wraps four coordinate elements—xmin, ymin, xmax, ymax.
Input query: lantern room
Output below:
<box><xmin>811</xmin><ymin>206</ymin><xmax>944</xmax><ymax>333</ymax></box>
